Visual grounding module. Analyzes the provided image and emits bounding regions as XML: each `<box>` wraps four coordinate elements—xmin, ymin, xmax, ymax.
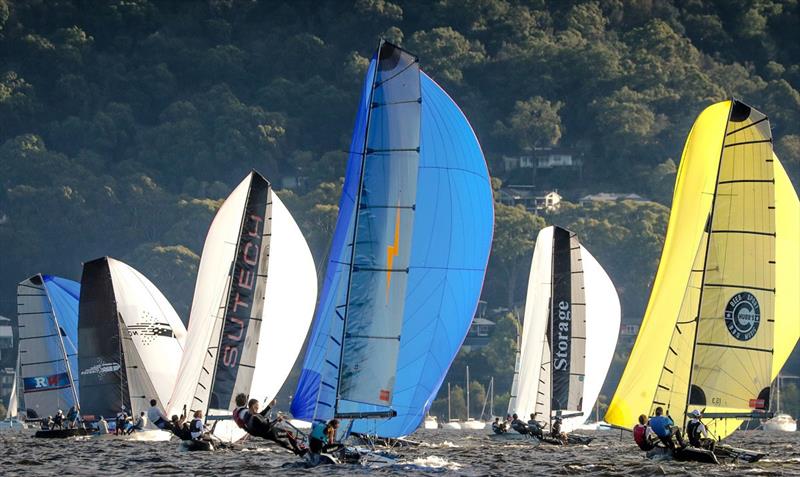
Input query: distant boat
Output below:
<box><xmin>607</xmin><ymin>100</ymin><xmax>799</xmax><ymax>463</ymax></box>
<box><xmin>508</xmin><ymin>226</ymin><xmax>620</xmax><ymax>434</ymax></box>
<box><xmin>291</xmin><ymin>40</ymin><xmax>493</xmax><ymax>441</ymax></box>
<box><xmin>166</xmin><ymin>170</ymin><xmax>316</xmax><ymax>443</ymax></box>
<box><xmin>763</xmin><ymin>375</ymin><xmax>797</xmax><ymax>432</ymax></box>
<box><xmin>461</xmin><ymin>366</ymin><xmax>486</xmax><ymax>430</ymax></box>
<box><xmin>441</xmin><ymin>383</ymin><xmax>461</xmax><ymax>430</ymax></box>
<box><xmin>78</xmin><ymin>257</ymin><xmax>187</xmax><ymax>435</ymax></box>
<box><xmin>16</xmin><ymin>274</ymin><xmax>80</xmax><ymax>420</ymax></box>
<box><xmin>423</xmin><ymin>414</ymin><xmax>438</xmax><ymax>430</ymax></box>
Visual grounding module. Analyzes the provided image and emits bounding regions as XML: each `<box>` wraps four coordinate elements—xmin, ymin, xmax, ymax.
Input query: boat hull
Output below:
<box><xmin>34</xmin><ymin>428</ymin><xmax>89</xmax><ymax>438</ymax></box>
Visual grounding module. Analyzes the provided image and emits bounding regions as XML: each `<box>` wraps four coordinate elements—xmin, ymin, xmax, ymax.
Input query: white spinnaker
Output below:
<box><xmin>167</xmin><ymin>176</ymin><xmax>250</xmax><ymax>420</ymax></box>
<box><xmin>561</xmin><ymin>245</ymin><xmax>620</xmax><ymax>432</ymax></box>
<box><xmin>508</xmin><ymin>227</ymin><xmax>553</xmax><ymax>416</ymax></box>
<box><xmin>168</xmin><ymin>173</ymin><xmax>317</xmax><ymax>443</ymax></box>
<box><xmin>106</xmin><ymin>258</ymin><xmax>187</xmax><ymax>416</ymax></box>
<box><xmin>212</xmin><ymin>192</ymin><xmax>318</xmax><ymax>442</ymax></box>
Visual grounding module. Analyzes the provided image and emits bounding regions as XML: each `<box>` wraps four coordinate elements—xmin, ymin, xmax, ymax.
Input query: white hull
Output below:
<box><xmin>423</xmin><ymin>417</ymin><xmax>438</xmax><ymax>429</ymax></box>
<box><xmin>288</xmin><ymin>419</ymin><xmax>311</xmax><ymax>430</ymax></box>
<box><xmin>93</xmin><ymin>430</ymin><xmax>173</xmax><ymax>441</ymax></box>
<box><xmin>441</xmin><ymin>421</ymin><xmax>461</xmax><ymax>430</ymax></box>
<box><xmin>763</xmin><ymin>414</ymin><xmax>797</xmax><ymax>432</ymax></box>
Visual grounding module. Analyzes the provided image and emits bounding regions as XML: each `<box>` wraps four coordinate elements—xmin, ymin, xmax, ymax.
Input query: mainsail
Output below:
<box><xmin>167</xmin><ymin>171</ymin><xmax>316</xmax><ymax>442</ymax></box>
<box><xmin>508</xmin><ymin>226</ymin><xmax>619</xmax><ymax>432</ymax></box>
<box><xmin>606</xmin><ymin>100</ymin><xmax>798</xmax><ymax>440</ymax></box>
<box><xmin>16</xmin><ymin>274</ymin><xmax>80</xmax><ymax>418</ymax></box>
<box><xmin>78</xmin><ymin>257</ymin><xmax>186</xmax><ymax>422</ymax></box>
<box><xmin>292</xmin><ymin>41</ymin><xmax>494</xmax><ymax>438</ymax></box>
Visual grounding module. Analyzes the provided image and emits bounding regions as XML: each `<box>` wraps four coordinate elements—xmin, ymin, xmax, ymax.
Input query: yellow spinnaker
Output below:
<box><xmin>607</xmin><ymin>100</ymin><xmax>799</xmax><ymax>441</ymax></box>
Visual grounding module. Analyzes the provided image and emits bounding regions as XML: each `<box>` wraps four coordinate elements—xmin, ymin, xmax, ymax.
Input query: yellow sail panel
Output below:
<box><xmin>605</xmin><ymin>101</ymin><xmax>730</xmax><ymax>429</ymax></box>
<box><xmin>772</xmin><ymin>155</ymin><xmax>800</xmax><ymax>379</ymax></box>
<box><xmin>651</xmin><ymin>231</ymin><xmax>707</xmax><ymax>421</ymax></box>
<box><xmin>690</xmin><ymin>102</ymin><xmax>775</xmax><ymax>439</ymax></box>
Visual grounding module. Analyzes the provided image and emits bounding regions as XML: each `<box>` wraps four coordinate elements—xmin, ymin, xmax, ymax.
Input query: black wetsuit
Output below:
<box><xmin>511</xmin><ymin>418</ymin><xmax>529</xmax><ymax>434</ymax></box>
<box><xmin>245</xmin><ymin>407</ymin><xmax>304</xmax><ymax>455</ymax></box>
<box><xmin>527</xmin><ymin>420</ymin><xmax>544</xmax><ymax>438</ymax></box>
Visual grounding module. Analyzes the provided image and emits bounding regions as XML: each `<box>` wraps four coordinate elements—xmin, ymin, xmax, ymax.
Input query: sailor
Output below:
<box><xmin>551</xmin><ymin>416</ymin><xmax>567</xmax><ymax>445</ymax></box>
<box><xmin>53</xmin><ymin>410</ymin><xmax>65</xmax><ymax>429</ymax></box>
<box><xmin>648</xmin><ymin>407</ymin><xmax>684</xmax><ymax>449</ymax></box>
<box><xmin>147</xmin><ymin>399</ymin><xmax>172</xmax><ymax>430</ymax></box>
<box><xmin>129</xmin><ymin>412</ymin><xmax>147</xmax><ymax>434</ymax></box>
<box><xmin>491</xmin><ymin>417</ymin><xmax>506</xmax><ymax>434</ymax></box>
<box><xmin>115</xmin><ymin>406</ymin><xmax>128</xmax><ymax>435</ymax></box>
<box><xmin>42</xmin><ymin>416</ymin><xmax>53</xmax><ymax>430</ymax></box>
<box><xmin>686</xmin><ymin>410</ymin><xmax>714</xmax><ymax>450</ymax></box>
<box><xmin>231</xmin><ymin>393</ymin><xmax>249</xmax><ymax>429</ymax></box>
<box><xmin>243</xmin><ymin>398</ymin><xmax>305</xmax><ymax>455</ymax></box>
<box><xmin>510</xmin><ymin>413</ymin><xmax>529</xmax><ymax>434</ymax></box>
<box><xmin>97</xmin><ymin>416</ymin><xmax>110</xmax><ymax>434</ymax></box>
<box><xmin>189</xmin><ymin>410</ymin><xmax>209</xmax><ymax>441</ymax></box>
<box><xmin>527</xmin><ymin>413</ymin><xmax>545</xmax><ymax>439</ymax></box>
<box><xmin>309</xmin><ymin>419</ymin><xmax>342</xmax><ymax>455</ymax></box>
<box><xmin>633</xmin><ymin>414</ymin><xmax>656</xmax><ymax>451</ymax></box>
<box><xmin>66</xmin><ymin>406</ymin><xmax>79</xmax><ymax>428</ymax></box>
<box><xmin>170</xmin><ymin>415</ymin><xmax>191</xmax><ymax>440</ymax></box>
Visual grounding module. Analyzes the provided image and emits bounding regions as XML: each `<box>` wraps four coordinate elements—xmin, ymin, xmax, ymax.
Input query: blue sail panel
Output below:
<box><xmin>291</xmin><ymin>58</ymin><xmax>378</xmax><ymax>422</ymax></box>
<box><xmin>350</xmin><ymin>72</ymin><xmax>494</xmax><ymax>437</ymax></box>
<box><xmin>42</xmin><ymin>275</ymin><xmax>81</xmax><ymax>400</ymax></box>
<box><xmin>338</xmin><ymin>43</ymin><xmax>420</xmax><ymax>408</ymax></box>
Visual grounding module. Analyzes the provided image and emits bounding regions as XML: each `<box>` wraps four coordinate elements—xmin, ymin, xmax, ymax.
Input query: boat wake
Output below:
<box><xmin>396</xmin><ymin>455</ymin><xmax>462</xmax><ymax>471</ymax></box>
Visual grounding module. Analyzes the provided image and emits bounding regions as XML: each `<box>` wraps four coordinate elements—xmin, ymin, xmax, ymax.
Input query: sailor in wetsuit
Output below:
<box><xmin>53</xmin><ymin>410</ymin><xmax>65</xmax><ymax>430</ymax></box>
<box><xmin>527</xmin><ymin>413</ymin><xmax>545</xmax><ymax>439</ymax></box>
<box><xmin>510</xmin><ymin>413</ymin><xmax>529</xmax><ymax>434</ymax></box>
<box><xmin>309</xmin><ymin>419</ymin><xmax>342</xmax><ymax>455</ymax></box>
<box><xmin>492</xmin><ymin>417</ymin><xmax>506</xmax><ymax>434</ymax></box>
<box><xmin>242</xmin><ymin>398</ymin><xmax>305</xmax><ymax>455</ymax></box>
<box><xmin>147</xmin><ymin>399</ymin><xmax>173</xmax><ymax>431</ymax></box>
<box><xmin>633</xmin><ymin>414</ymin><xmax>656</xmax><ymax>451</ymax></box>
<box><xmin>686</xmin><ymin>410</ymin><xmax>715</xmax><ymax>450</ymax></box>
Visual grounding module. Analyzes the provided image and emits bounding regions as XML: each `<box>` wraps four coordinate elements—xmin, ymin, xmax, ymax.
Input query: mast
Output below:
<box><xmin>42</xmin><ymin>275</ymin><xmax>80</xmax><ymax>411</ymax></box>
<box><xmin>466</xmin><ymin>365</ymin><xmax>470</xmax><ymax>420</ymax></box>
<box><xmin>548</xmin><ymin>229</ymin><xmax>556</xmax><ymax>431</ymax></box>
<box><xmin>447</xmin><ymin>382</ymin><xmax>451</xmax><ymax>422</ymax></box>
<box><xmin>334</xmin><ymin>40</ymin><xmax>383</xmax><ymax>417</ymax></box>
<box><xmin>490</xmin><ymin>377</ymin><xmax>494</xmax><ymax>418</ymax></box>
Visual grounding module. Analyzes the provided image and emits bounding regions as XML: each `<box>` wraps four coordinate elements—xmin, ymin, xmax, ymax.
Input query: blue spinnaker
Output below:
<box><xmin>43</xmin><ymin>275</ymin><xmax>81</xmax><ymax>399</ymax></box>
<box><xmin>292</xmin><ymin>44</ymin><xmax>493</xmax><ymax>438</ymax></box>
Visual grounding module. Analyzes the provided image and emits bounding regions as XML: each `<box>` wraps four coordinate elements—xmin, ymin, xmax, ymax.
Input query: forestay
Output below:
<box><xmin>78</xmin><ymin>257</ymin><xmax>186</xmax><ymax>422</ymax></box>
<box><xmin>17</xmin><ymin>274</ymin><xmax>80</xmax><ymax>418</ymax></box>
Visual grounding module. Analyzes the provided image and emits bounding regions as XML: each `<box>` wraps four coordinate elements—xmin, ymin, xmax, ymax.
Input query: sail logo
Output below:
<box><xmin>385</xmin><ymin>206</ymin><xmax>401</xmax><ymax>303</ymax></box>
<box><xmin>128</xmin><ymin>311</ymin><xmax>174</xmax><ymax>345</ymax></box>
<box><xmin>724</xmin><ymin>292</ymin><xmax>760</xmax><ymax>341</ymax></box>
<box><xmin>553</xmin><ymin>300</ymin><xmax>571</xmax><ymax>370</ymax></box>
<box><xmin>23</xmin><ymin>373</ymin><xmax>70</xmax><ymax>392</ymax></box>
<box><xmin>81</xmin><ymin>361</ymin><xmax>121</xmax><ymax>376</ymax></box>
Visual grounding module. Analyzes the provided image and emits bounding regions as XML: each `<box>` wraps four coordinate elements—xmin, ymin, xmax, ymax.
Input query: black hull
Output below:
<box><xmin>714</xmin><ymin>444</ymin><xmax>766</xmax><ymax>463</ymax></box>
<box><xmin>646</xmin><ymin>446</ymin><xmax>719</xmax><ymax>464</ymax></box>
<box><xmin>35</xmin><ymin>428</ymin><xmax>89</xmax><ymax>439</ymax></box>
<box><xmin>183</xmin><ymin>439</ymin><xmax>214</xmax><ymax>452</ymax></box>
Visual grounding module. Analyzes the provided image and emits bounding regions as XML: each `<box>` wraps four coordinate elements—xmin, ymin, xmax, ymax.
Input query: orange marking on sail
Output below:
<box><xmin>386</xmin><ymin>206</ymin><xmax>401</xmax><ymax>302</ymax></box>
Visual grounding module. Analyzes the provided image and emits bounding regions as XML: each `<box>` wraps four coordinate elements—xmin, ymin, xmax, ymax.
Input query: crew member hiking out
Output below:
<box><xmin>648</xmin><ymin>407</ymin><xmax>685</xmax><ymax>449</ymax></box>
<box><xmin>527</xmin><ymin>413</ymin><xmax>545</xmax><ymax>439</ymax></box>
<box><xmin>240</xmin><ymin>398</ymin><xmax>305</xmax><ymax>455</ymax></box>
<box><xmin>510</xmin><ymin>413</ymin><xmax>528</xmax><ymax>435</ymax></box>
<box><xmin>147</xmin><ymin>399</ymin><xmax>173</xmax><ymax>431</ymax></box>
<box><xmin>633</xmin><ymin>414</ymin><xmax>656</xmax><ymax>451</ymax></box>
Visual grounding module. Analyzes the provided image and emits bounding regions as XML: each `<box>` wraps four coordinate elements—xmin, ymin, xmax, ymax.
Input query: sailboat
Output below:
<box><xmin>166</xmin><ymin>170</ymin><xmax>317</xmax><ymax>447</ymax></box>
<box><xmin>606</xmin><ymin>100</ymin><xmax>800</xmax><ymax>463</ymax></box>
<box><xmin>461</xmin><ymin>366</ymin><xmax>486</xmax><ymax>429</ymax></box>
<box><xmin>507</xmin><ymin>226</ymin><xmax>620</xmax><ymax>443</ymax></box>
<box><xmin>762</xmin><ymin>374</ymin><xmax>797</xmax><ymax>432</ymax></box>
<box><xmin>441</xmin><ymin>383</ymin><xmax>461</xmax><ymax>430</ymax></box>
<box><xmin>78</xmin><ymin>257</ymin><xmax>187</xmax><ymax>441</ymax></box>
<box><xmin>291</xmin><ymin>40</ymin><xmax>493</xmax><ymax>454</ymax></box>
<box><xmin>16</xmin><ymin>275</ymin><xmax>80</xmax><ymax>421</ymax></box>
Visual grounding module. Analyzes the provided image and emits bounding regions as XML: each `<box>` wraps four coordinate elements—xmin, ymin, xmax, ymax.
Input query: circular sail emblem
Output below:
<box><xmin>724</xmin><ymin>292</ymin><xmax>761</xmax><ymax>341</ymax></box>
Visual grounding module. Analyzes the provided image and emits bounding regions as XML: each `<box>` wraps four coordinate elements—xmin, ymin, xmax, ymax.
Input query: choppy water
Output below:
<box><xmin>1</xmin><ymin>428</ymin><xmax>798</xmax><ymax>476</ymax></box>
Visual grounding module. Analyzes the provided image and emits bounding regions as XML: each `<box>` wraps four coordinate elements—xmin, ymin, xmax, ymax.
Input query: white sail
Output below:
<box><xmin>509</xmin><ymin>226</ymin><xmax>620</xmax><ymax>433</ymax></box>
<box><xmin>508</xmin><ymin>227</ymin><xmax>553</xmax><ymax>417</ymax></box>
<box><xmin>168</xmin><ymin>172</ymin><xmax>316</xmax><ymax>442</ymax></box>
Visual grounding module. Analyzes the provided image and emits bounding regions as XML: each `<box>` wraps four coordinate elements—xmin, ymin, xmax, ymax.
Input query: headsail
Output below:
<box><xmin>78</xmin><ymin>257</ymin><xmax>186</xmax><ymax>421</ymax></box>
<box><xmin>606</xmin><ymin>100</ymin><xmax>792</xmax><ymax>440</ymax></box>
<box><xmin>292</xmin><ymin>41</ymin><xmax>493</xmax><ymax>438</ymax></box>
<box><xmin>509</xmin><ymin>226</ymin><xmax>618</xmax><ymax>432</ymax></box>
<box><xmin>167</xmin><ymin>171</ymin><xmax>316</xmax><ymax>442</ymax></box>
<box><xmin>17</xmin><ymin>274</ymin><xmax>80</xmax><ymax>418</ymax></box>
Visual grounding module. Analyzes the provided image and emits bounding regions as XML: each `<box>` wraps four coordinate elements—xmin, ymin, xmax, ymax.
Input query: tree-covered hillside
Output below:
<box><xmin>1</xmin><ymin>0</ymin><xmax>798</xmax><ymax>411</ymax></box>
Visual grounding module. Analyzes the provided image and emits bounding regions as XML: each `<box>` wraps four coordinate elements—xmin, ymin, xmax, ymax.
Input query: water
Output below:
<box><xmin>1</xmin><ymin>428</ymin><xmax>798</xmax><ymax>475</ymax></box>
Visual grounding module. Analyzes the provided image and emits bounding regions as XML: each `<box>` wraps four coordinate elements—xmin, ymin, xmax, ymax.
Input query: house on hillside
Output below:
<box><xmin>498</xmin><ymin>186</ymin><xmax>562</xmax><ymax>213</ymax></box>
<box><xmin>579</xmin><ymin>192</ymin><xmax>649</xmax><ymax>206</ymax></box>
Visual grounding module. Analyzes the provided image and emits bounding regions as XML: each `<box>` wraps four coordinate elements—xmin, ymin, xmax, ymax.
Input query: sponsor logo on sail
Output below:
<box><xmin>553</xmin><ymin>300</ymin><xmax>571</xmax><ymax>371</ymax></box>
<box><xmin>81</xmin><ymin>361</ymin><xmax>121</xmax><ymax>375</ymax></box>
<box><xmin>724</xmin><ymin>292</ymin><xmax>760</xmax><ymax>341</ymax></box>
<box><xmin>23</xmin><ymin>373</ymin><xmax>71</xmax><ymax>392</ymax></box>
<box><xmin>127</xmin><ymin>310</ymin><xmax>175</xmax><ymax>345</ymax></box>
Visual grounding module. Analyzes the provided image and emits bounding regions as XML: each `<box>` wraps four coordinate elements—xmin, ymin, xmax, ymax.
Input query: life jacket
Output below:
<box><xmin>309</xmin><ymin>422</ymin><xmax>327</xmax><ymax>442</ymax></box>
<box><xmin>633</xmin><ymin>424</ymin><xmax>653</xmax><ymax>451</ymax></box>
<box><xmin>232</xmin><ymin>406</ymin><xmax>248</xmax><ymax>429</ymax></box>
<box><xmin>190</xmin><ymin>418</ymin><xmax>204</xmax><ymax>439</ymax></box>
<box><xmin>686</xmin><ymin>420</ymin><xmax>702</xmax><ymax>446</ymax></box>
